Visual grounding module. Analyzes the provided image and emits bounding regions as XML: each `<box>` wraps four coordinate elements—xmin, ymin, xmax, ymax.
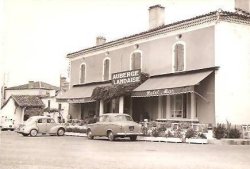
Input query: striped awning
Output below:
<box><xmin>132</xmin><ymin>70</ymin><xmax>213</xmax><ymax>97</ymax></box>
<box><xmin>56</xmin><ymin>82</ymin><xmax>110</xmax><ymax>103</ymax></box>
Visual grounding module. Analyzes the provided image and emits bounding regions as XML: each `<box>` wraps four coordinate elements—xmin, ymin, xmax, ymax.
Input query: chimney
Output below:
<box><xmin>60</xmin><ymin>76</ymin><xmax>69</xmax><ymax>92</ymax></box>
<box><xmin>235</xmin><ymin>0</ymin><xmax>250</xmax><ymax>13</ymax></box>
<box><xmin>28</xmin><ymin>81</ymin><xmax>34</xmax><ymax>88</ymax></box>
<box><xmin>96</xmin><ymin>36</ymin><xmax>106</xmax><ymax>46</ymax></box>
<box><xmin>148</xmin><ymin>4</ymin><xmax>165</xmax><ymax>29</ymax></box>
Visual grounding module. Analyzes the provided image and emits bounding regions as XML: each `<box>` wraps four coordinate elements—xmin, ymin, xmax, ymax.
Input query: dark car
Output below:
<box><xmin>87</xmin><ymin>113</ymin><xmax>142</xmax><ymax>141</ymax></box>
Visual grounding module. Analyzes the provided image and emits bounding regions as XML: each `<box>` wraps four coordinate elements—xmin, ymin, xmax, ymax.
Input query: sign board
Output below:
<box><xmin>112</xmin><ymin>69</ymin><xmax>141</xmax><ymax>85</ymax></box>
<box><xmin>132</xmin><ymin>86</ymin><xmax>193</xmax><ymax>97</ymax></box>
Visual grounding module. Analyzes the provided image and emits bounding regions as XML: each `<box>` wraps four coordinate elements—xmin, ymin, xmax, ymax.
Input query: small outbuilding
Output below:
<box><xmin>0</xmin><ymin>95</ymin><xmax>44</xmax><ymax>128</ymax></box>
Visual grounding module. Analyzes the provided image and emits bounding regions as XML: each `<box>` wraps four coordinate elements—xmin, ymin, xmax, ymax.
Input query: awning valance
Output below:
<box><xmin>56</xmin><ymin>82</ymin><xmax>110</xmax><ymax>103</ymax></box>
<box><xmin>132</xmin><ymin>70</ymin><xmax>213</xmax><ymax>97</ymax></box>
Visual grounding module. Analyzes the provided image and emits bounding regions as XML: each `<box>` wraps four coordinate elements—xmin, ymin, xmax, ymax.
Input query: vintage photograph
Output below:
<box><xmin>1</xmin><ymin>0</ymin><xmax>250</xmax><ymax>169</ymax></box>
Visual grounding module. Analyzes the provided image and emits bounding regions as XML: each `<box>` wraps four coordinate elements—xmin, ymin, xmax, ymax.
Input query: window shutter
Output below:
<box><xmin>135</xmin><ymin>53</ymin><xmax>141</xmax><ymax>69</ymax></box>
<box><xmin>104</xmin><ymin>59</ymin><xmax>110</xmax><ymax>80</ymax></box>
<box><xmin>177</xmin><ymin>44</ymin><xmax>184</xmax><ymax>71</ymax></box>
<box><xmin>132</xmin><ymin>52</ymin><xmax>141</xmax><ymax>70</ymax></box>
<box><xmin>174</xmin><ymin>45</ymin><xmax>178</xmax><ymax>71</ymax></box>
<box><xmin>174</xmin><ymin>44</ymin><xmax>184</xmax><ymax>71</ymax></box>
<box><xmin>80</xmin><ymin>65</ymin><xmax>85</xmax><ymax>83</ymax></box>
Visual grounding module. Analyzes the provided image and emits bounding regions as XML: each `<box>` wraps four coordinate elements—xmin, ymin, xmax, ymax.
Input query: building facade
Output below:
<box><xmin>58</xmin><ymin>2</ymin><xmax>250</xmax><ymax>125</ymax></box>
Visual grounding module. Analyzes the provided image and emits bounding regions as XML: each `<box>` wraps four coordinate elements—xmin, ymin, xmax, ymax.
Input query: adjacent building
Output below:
<box><xmin>0</xmin><ymin>80</ymin><xmax>69</xmax><ymax>127</ymax></box>
<box><xmin>58</xmin><ymin>1</ymin><xmax>250</xmax><ymax>125</ymax></box>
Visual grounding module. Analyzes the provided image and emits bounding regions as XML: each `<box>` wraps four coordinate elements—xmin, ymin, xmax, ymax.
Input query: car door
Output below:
<box><xmin>46</xmin><ymin>118</ymin><xmax>57</xmax><ymax>133</ymax></box>
<box><xmin>92</xmin><ymin>115</ymin><xmax>107</xmax><ymax>136</ymax></box>
<box><xmin>37</xmin><ymin>118</ymin><xmax>47</xmax><ymax>133</ymax></box>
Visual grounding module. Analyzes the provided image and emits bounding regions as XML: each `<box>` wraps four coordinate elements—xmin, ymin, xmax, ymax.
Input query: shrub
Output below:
<box><xmin>173</xmin><ymin>128</ymin><xmax>183</xmax><ymax>138</ymax></box>
<box><xmin>66</xmin><ymin>127</ymin><xmax>87</xmax><ymax>133</ymax></box>
<box><xmin>198</xmin><ymin>133</ymin><xmax>207</xmax><ymax>139</ymax></box>
<box><xmin>228</xmin><ymin>127</ymin><xmax>241</xmax><ymax>138</ymax></box>
<box><xmin>213</xmin><ymin>124</ymin><xmax>227</xmax><ymax>139</ymax></box>
<box><xmin>185</xmin><ymin>129</ymin><xmax>196</xmax><ymax>138</ymax></box>
<box><xmin>151</xmin><ymin>127</ymin><xmax>159</xmax><ymax>137</ymax></box>
<box><xmin>166</xmin><ymin>130</ymin><xmax>174</xmax><ymax>137</ymax></box>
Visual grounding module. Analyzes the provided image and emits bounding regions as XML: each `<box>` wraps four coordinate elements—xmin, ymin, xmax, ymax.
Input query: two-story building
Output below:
<box><xmin>58</xmin><ymin>1</ymin><xmax>250</xmax><ymax>125</ymax></box>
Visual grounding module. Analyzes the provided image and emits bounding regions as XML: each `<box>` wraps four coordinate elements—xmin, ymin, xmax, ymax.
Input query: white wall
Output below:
<box><xmin>0</xmin><ymin>98</ymin><xmax>23</xmax><ymax>127</ymax></box>
<box><xmin>0</xmin><ymin>99</ymin><xmax>16</xmax><ymax>122</ymax></box>
<box><xmin>215</xmin><ymin>22</ymin><xmax>250</xmax><ymax>124</ymax></box>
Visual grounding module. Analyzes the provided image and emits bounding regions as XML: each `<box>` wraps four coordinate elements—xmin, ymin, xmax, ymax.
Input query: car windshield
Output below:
<box><xmin>114</xmin><ymin>115</ymin><xmax>133</xmax><ymax>122</ymax></box>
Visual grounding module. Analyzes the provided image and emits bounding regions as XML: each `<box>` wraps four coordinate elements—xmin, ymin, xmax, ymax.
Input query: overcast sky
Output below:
<box><xmin>0</xmin><ymin>0</ymin><xmax>235</xmax><ymax>89</ymax></box>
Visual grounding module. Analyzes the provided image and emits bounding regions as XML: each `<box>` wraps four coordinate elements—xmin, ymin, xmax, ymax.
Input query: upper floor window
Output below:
<box><xmin>131</xmin><ymin>51</ymin><xmax>142</xmax><ymax>70</ymax></box>
<box><xmin>80</xmin><ymin>63</ymin><xmax>86</xmax><ymax>83</ymax></box>
<box><xmin>173</xmin><ymin>43</ymin><xmax>185</xmax><ymax>72</ymax></box>
<box><xmin>103</xmin><ymin>58</ymin><xmax>110</xmax><ymax>81</ymax></box>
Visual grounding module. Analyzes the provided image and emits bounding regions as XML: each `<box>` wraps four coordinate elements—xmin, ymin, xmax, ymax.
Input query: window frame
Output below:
<box><xmin>79</xmin><ymin>63</ymin><xmax>86</xmax><ymax>84</ymax></box>
<box><xmin>172</xmin><ymin>41</ymin><xmax>186</xmax><ymax>72</ymax></box>
<box><xmin>102</xmin><ymin>57</ymin><xmax>111</xmax><ymax>81</ymax></box>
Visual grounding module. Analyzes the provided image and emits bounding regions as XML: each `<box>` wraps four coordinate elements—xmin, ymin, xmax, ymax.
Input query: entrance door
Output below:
<box><xmin>170</xmin><ymin>94</ymin><xmax>187</xmax><ymax>118</ymax></box>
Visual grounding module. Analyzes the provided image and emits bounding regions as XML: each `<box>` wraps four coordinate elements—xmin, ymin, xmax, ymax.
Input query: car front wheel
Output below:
<box><xmin>30</xmin><ymin>129</ymin><xmax>38</xmax><ymax>137</ymax></box>
<box><xmin>107</xmin><ymin>131</ymin><xmax>115</xmax><ymax>141</ymax></box>
<box><xmin>87</xmin><ymin>130</ymin><xmax>94</xmax><ymax>139</ymax></box>
<box><xmin>57</xmin><ymin>128</ymin><xmax>65</xmax><ymax>136</ymax></box>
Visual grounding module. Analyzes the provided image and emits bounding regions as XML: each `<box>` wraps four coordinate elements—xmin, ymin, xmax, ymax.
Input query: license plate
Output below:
<box><xmin>129</xmin><ymin>126</ymin><xmax>134</xmax><ymax>131</ymax></box>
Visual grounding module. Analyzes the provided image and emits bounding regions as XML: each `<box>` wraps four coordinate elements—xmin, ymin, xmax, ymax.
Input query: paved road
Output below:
<box><xmin>1</xmin><ymin>131</ymin><xmax>250</xmax><ymax>169</ymax></box>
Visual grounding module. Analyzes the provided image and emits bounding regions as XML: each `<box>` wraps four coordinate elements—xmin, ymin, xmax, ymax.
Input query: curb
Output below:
<box><xmin>208</xmin><ymin>139</ymin><xmax>250</xmax><ymax>145</ymax></box>
<box><xmin>65</xmin><ymin>132</ymin><xmax>87</xmax><ymax>137</ymax></box>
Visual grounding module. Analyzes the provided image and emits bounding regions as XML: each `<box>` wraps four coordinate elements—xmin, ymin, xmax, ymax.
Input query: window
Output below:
<box><xmin>80</xmin><ymin>64</ymin><xmax>86</xmax><ymax>83</ymax></box>
<box><xmin>103</xmin><ymin>58</ymin><xmax>110</xmax><ymax>81</ymax></box>
<box><xmin>47</xmin><ymin>119</ymin><xmax>55</xmax><ymax>123</ymax></box>
<box><xmin>170</xmin><ymin>94</ymin><xmax>187</xmax><ymax>118</ymax></box>
<box><xmin>173</xmin><ymin>43</ymin><xmax>185</xmax><ymax>71</ymax></box>
<box><xmin>131</xmin><ymin>51</ymin><xmax>142</xmax><ymax>70</ymax></box>
<box><xmin>38</xmin><ymin>118</ymin><xmax>46</xmax><ymax>123</ymax></box>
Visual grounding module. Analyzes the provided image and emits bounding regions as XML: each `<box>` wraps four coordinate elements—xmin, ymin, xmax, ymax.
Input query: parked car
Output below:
<box><xmin>1</xmin><ymin>119</ymin><xmax>15</xmax><ymax>131</ymax></box>
<box><xmin>87</xmin><ymin>113</ymin><xmax>142</xmax><ymax>141</ymax></box>
<box><xmin>17</xmin><ymin>116</ymin><xmax>65</xmax><ymax>137</ymax></box>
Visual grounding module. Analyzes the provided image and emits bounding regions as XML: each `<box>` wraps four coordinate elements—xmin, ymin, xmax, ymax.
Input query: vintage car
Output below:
<box><xmin>17</xmin><ymin>116</ymin><xmax>65</xmax><ymax>137</ymax></box>
<box><xmin>1</xmin><ymin>118</ymin><xmax>15</xmax><ymax>131</ymax></box>
<box><xmin>87</xmin><ymin>113</ymin><xmax>142</xmax><ymax>141</ymax></box>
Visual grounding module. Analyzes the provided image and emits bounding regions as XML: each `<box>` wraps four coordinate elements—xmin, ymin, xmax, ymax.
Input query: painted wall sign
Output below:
<box><xmin>112</xmin><ymin>69</ymin><xmax>141</xmax><ymax>85</ymax></box>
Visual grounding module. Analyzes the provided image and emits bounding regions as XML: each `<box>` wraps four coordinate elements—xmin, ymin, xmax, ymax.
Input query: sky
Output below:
<box><xmin>0</xmin><ymin>0</ymin><xmax>235</xmax><ymax>89</ymax></box>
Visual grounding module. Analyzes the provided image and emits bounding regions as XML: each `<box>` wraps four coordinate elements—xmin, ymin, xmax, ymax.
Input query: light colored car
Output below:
<box><xmin>87</xmin><ymin>113</ymin><xmax>142</xmax><ymax>141</ymax></box>
<box><xmin>17</xmin><ymin>116</ymin><xmax>65</xmax><ymax>137</ymax></box>
<box><xmin>1</xmin><ymin>119</ymin><xmax>15</xmax><ymax>131</ymax></box>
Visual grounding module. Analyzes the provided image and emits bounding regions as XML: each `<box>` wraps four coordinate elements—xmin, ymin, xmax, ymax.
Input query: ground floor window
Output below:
<box><xmin>170</xmin><ymin>94</ymin><xmax>187</xmax><ymax>118</ymax></box>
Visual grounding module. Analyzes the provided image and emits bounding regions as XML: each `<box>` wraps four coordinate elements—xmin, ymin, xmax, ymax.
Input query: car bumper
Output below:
<box><xmin>16</xmin><ymin>128</ymin><xmax>29</xmax><ymax>134</ymax></box>
<box><xmin>116</xmin><ymin>132</ymin><xmax>143</xmax><ymax>136</ymax></box>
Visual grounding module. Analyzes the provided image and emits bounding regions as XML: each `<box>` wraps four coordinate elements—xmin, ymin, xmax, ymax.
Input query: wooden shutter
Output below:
<box><xmin>80</xmin><ymin>64</ymin><xmax>85</xmax><ymax>83</ymax></box>
<box><xmin>104</xmin><ymin>59</ymin><xmax>110</xmax><ymax>80</ymax></box>
<box><xmin>174</xmin><ymin>45</ymin><xmax>178</xmax><ymax>71</ymax></box>
<box><xmin>132</xmin><ymin>52</ymin><xmax>141</xmax><ymax>70</ymax></box>
<box><xmin>178</xmin><ymin>44</ymin><xmax>184</xmax><ymax>71</ymax></box>
<box><xmin>174</xmin><ymin>44</ymin><xmax>184</xmax><ymax>71</ymax></box>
